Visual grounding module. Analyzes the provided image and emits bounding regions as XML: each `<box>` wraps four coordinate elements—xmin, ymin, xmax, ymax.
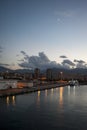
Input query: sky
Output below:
<box><xmin>0</xmin><ymin>0</ymin><xmax>87</xmax><ymax>70</ymax></box>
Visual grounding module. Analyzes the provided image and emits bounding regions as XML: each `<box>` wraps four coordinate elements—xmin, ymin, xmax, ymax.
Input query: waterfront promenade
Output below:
<box><xmin>0</xmin><ymin>82</ymin><xmax>68</xmax><ymax>97</ymax></box>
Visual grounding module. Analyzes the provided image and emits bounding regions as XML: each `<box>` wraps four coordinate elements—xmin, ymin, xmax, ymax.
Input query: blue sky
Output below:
<box><xmin>0</xmin><ymin>0</ymin><xmax>87</xmax><ymax>69</ymax></box>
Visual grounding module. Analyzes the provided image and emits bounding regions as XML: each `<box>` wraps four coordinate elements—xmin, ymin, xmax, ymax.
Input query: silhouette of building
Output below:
<box><xmin>34</xmin><ymin>68</ymin><xmax>40</xmax><ymax>79</ymax></box>
<box><xmin>46</xmin><ymin>69</ymin><xmax>52</xmax><ymax>81</ymax></box>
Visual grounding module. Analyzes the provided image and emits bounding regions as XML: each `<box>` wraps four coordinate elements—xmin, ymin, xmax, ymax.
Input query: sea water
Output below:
<box><xmin>0</xmin><ymin>85</ymin><xmax>87</xmax><ymax>130</ymax></box>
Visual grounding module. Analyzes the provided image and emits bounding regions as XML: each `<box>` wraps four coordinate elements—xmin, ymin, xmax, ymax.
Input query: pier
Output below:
<box><xmin>0</xmin><ymin>82</ymin><xmax>68</xmax><ymax>97</ymax></box>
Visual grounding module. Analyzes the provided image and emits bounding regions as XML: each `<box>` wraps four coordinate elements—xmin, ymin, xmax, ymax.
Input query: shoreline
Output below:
<box><xmin>0</xmin><ymin>83</ymin><xmax>68</xmax><ymax>97</ymax></box>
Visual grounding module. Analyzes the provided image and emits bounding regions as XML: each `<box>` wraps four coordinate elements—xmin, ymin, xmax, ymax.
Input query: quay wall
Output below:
<box><xmin>0</xmin><ymin>83</ymin><xmax>68</xmax><ymax>97</ymax></box>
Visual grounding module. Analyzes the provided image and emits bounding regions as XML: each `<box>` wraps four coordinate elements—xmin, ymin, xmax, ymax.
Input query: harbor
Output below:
<box><xmin>0</xmin><ymin>81</ymin><xmax>68</xmax><ymax>97</ymax></box>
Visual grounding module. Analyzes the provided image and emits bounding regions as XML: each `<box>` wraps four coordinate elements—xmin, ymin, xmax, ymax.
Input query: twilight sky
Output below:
<box><xmin>0</xmin><ymin>0</ymin><xmax>87</xmax><ymax>70</ymax></box>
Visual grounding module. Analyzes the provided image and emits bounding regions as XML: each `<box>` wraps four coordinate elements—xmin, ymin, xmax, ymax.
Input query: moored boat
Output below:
<box><xmin>69</xmin><ymin>80</ymin><xmax>79</xmax><ymax>87</ymax></box>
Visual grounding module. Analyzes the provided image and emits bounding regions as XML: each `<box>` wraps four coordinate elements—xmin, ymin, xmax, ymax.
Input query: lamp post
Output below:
<box><xmin>60</xmin><ymin>72</ymin><xmax>63</xmax><ymax>81</ymax></box>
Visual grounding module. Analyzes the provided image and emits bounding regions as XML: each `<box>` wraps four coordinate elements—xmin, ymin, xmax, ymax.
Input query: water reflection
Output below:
<box><xmin>44</xmin><ymin>89</ymin><xmax>48</xmax><ymax>103</ymax></box>
<box><xmin>6</xmin><ymin>96</ymin><xmax>16</xmax><ymax>106</ymax></box>
<box><xmin>68</xmin><ymin>86</ymin><xmax>70</xmax><ymax>96</ymax></box>
<box><xmin>36</xmin><ymin>90</ymin><xmax>41</xmax><ymax>108</ymax></box>
<box><xmin>1</xmin><ymin>86</ymin><xmax>87</xmax><ymax>130</ymax></box>
<box><xmin>73</xmin><ymin>86</ymin><xmax>75</xmax><ymax>96</ymax></box>
<box><xmin>12</xmin><ymin>96</ymin><xmax>16</xmax><ymax>106</ymax></box>
<box><xmin>38</xmin><ymin>90</ymin><xmax>40</xmax><ymax>97</ymax></box>
<box><xmin>56</xmin><ymin>87</ymin><xmax>58</xmax><ymax>91</ymax></box>
<box><xmin>68</xmin><ymin>86</ymin><xmax>76</xmax><ymax>96</ymax></box>
<box><xmin>59</xmin><ymin>87</ymin><xmax>63</xmax><ymax>106</ymax></box>
<box><xmin>50</xmin><ymin>88</ymin><xmax>54</xmax><ymax>101</ymax></box>
<box><xmin>6</xmin><ymin>96</ymin><xmax>9</xmax><ymax>106</ymax></box>
<box><xmin>45</xmin><ymin>89</ymin><xmax>47</xmax><ymax>97</ymax></box>
<box><xmin>51</xmin><ymin>88</ymin><xmax>54</xmax><ymax>97</ymax></box>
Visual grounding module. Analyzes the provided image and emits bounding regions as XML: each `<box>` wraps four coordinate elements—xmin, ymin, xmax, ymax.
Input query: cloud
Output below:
<box><xmin>62</xmin><ymin>59</ymin><xmax>75</xmax><ymax>66</ymax></box>
<box><xmin>39</xmin><ymin>52</ymin><xmax>50</xmax><ymax>63</ymax></box>
<box><xmin>18</xmin><ymin>59</ymin><xmax>25</xmax><ymax>62</ymax></box>
<box><xmin>20</xmin><ymin>51</ymin><xmax>29</xmax><ymax>59</ymax></box>
<box><xmin>18</xmin><ymin>51</ymin><xmax>87</xmax><ymax>70</ymax></box>
<box><xmin>18</xmin><ymin>51</ymin><xmax>63</xmax><ymax>69</ymax></box>
<box><xmin>74</xmin><ymin>59</ymin><xmax>85</xmax><ymax>64</ymax></box>
<box><xmin>0</xmin><ymin>63</ymin><xmax>10</xmax><ymax>67</ymax></box>
<box><xmin>74</xmin><ymin>59</ymin><xmax>86</xmax><ymax>68</ymax></box>
<box><xmin>60</xmin><ymin>55</ymin><xmax>67</xmax><ymax>58</ymax></box>
<box><xmin>76</xmin><ymin>63</ymin><xmax>87</xmax><ymax>68</ymax></box>
<box><xmin>21</xmin><ymin>51</ymin><xmax>26</xmax><ymax>55</ymax></box>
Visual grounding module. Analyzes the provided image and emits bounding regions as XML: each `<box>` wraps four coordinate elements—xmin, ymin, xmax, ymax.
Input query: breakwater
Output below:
<box><xmin>0</xmin><ymin>83</ymin><xmax>68</xmax><ymax>97</ymax></box>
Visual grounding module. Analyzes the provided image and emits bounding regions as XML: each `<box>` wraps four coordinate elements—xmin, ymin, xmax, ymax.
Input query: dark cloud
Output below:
<box><xmin>74</xmin><ymin>59</ymin><xmax>85</xmax><ymax>64</ymax></box>
<box><xmin>39</xmin><ymin>52</ymin><xmax>50</xmax><ymax>63</ymax></box>
<box><xmin>20</xmin><ymin>51</ymin><xmax>26</xmax><ymax>55</ymax></box>
<box><xmin>18</xmin><ymin>52</ymin><xmax>87</xmax><ymax>69</ymax></box>
<box><xmin>0</xmin><ymin>63</ymin><xmax>10</xmax><ymax>67</ymax></box>
<box><xmin>62</xmin><ymin>59</ymin><xmax>75</xmax><ymax>66</ymax></box>
<box><xmin>74</xmin><ymin>59</ymin><xmax>86</xmax><ymax>68</ymax></box>
<box><xmin>18</xmin><ymin>52</ymin><xmax>62</xmax><ymax>69</ymax></box>
<box><xmin>60</xmin><ymin>55</ymin><xmax>67</xmax><ymax>58</ymax></box>
<box><xmin>20</xmin><ymin>51</ymin><xmax>29</xmax><ymax>59</ymax></box>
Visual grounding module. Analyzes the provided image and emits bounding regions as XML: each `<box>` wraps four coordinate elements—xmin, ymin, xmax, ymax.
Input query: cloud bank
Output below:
<box><xmin>17</xmin><ymin>51</ymin><xmax>87</xmax><ymax>70</ymax></box>
<box><xmin>74</xmin><ymin>59</ymin><xmax>87</xmax><ymax>68</ymax></box>
<box><xmin>18</xmin><ymin>51</ymin><xmax>62</xmax><ymax>69</ymax></box>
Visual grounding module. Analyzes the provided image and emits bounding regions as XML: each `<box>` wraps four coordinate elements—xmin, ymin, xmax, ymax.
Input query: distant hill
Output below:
<box><xmin>0</xmin><ymin>66</ymin><xmax>34</xmax><ymax>73</ymax></box>
<box><xmin>0</xmin><ymin>66</ymin><xmax>12</xmax><ymax>72</ymax></box>
<box><xmin>0</xmin><ymin>66</ymin><xmax>87</xmax><ymax>75</ymax></box>
<box><xmin>47</xmin><ymin>68</ymin><xmax>87</xmax><ymax>75</ymax></box>
<box><xmin>14</xmin><ymin>69</ymin><xmax>33</xmax><ymax>73</ymax></box>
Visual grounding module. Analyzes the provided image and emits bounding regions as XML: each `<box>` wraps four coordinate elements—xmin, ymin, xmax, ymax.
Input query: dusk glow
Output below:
<box><xmin>0</xmin><ymin>0</ymin><xmax>87</xmax><ymax>69</ymax></box>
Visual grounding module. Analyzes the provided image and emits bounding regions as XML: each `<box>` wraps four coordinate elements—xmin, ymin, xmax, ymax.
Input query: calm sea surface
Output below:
<box><xmin>0</xmin><ymin>85</ymin><xmax>87</xmax><ymax>130</ymax></box>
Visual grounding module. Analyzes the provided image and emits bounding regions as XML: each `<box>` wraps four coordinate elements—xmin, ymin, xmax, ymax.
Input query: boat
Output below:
<box><xmin>68</xmin><ymin>80</ymin><xmax>79</xmax><ymax>87</ymax></box>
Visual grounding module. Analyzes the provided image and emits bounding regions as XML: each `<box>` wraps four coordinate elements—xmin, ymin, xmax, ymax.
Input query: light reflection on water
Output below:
<box><xmin>45</xmin><ymin>89</ymin><xmax>47</xmax><ymax>97</ymax></box>
<box><xmin>68</xmin><ymin>85</ymin><xmax>76</xmax><ymax>96</ymax></box>
<box><xmin>6</xmin><ymin>96</ymin><xmax>16</xmax><ymax>106</ymax></box>
<box><xmin>59</xmin><ymin>87</ymin><xmax>63</xmax><ymax>106</ymax></box>
<box><xmin>50</xmin><ymin>88</ymin><xmax>53</xmax><ymax>100</ymax></box>
<box><xmin>0</xmin><ymin>85</ymin><xmax>87</xmax><ymax>130</ymax></box>
<box><xmin>37</xmin><ymin>90</ymin><xmax>40</xmax><ymax>107</ymax></box>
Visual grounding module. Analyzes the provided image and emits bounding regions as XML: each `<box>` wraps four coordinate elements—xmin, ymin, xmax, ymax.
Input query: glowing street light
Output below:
<box><xmin>60</xmin><ymin>72</ymin><xmax>63</xmax><ymax>81</ymax></box>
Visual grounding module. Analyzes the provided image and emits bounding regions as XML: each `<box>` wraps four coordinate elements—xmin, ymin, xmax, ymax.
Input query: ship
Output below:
<box><xmin>69</xmin><ymin>80</ymin><xmax>79</xmax><ymax>87</ymax></box>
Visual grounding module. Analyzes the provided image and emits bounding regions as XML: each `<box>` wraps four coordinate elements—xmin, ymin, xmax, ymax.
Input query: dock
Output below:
<box><xmin>0</xmin><ymin>83</ymin><xmax>68</xmax><ymax>97</ymax></box>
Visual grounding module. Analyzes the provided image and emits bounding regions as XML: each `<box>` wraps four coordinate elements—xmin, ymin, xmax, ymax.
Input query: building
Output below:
<box><xmin>34</xmin><ymin>68</ymin><xmax>40</xmax><ymax>79</ymax></box>
<box><xmin>46</xmin><ymin>69</ymin><xmax>52</xmax><ymax>81</ymax></box>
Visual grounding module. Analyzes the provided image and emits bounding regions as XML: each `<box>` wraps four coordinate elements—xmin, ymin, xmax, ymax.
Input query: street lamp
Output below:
<box><xmin>60</xmin><ymin>72</ymin><xmax>63</xmax><ymax>81</ymax></box>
